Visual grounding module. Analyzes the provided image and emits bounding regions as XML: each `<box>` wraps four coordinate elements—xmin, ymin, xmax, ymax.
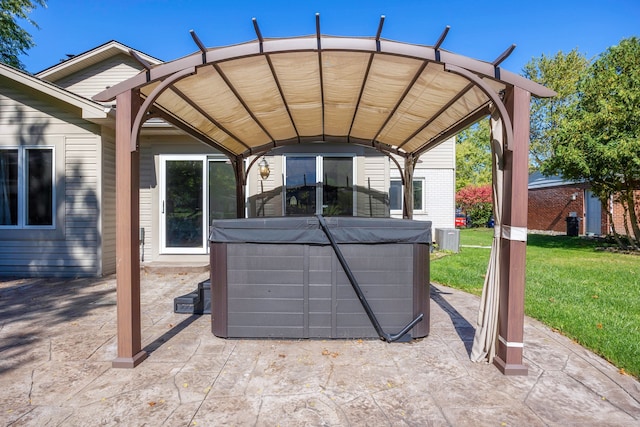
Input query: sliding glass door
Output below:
<box><xmin>284</xmin><ymin>155</ymin><xmax>354</xmax><ymax>216</ymax></box>
<box><xmin>160</xmin><ymin>155</ymin><xmax>236</xmax><ymax>254</ymax></box>
<box><xmin>161</xmin><ymin>156</ymin><xmax>205</xmax><ymax>252</ymax></box>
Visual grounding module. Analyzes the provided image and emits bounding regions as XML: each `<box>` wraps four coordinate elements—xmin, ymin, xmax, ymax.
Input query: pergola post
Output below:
<box><xmin>494</xmin><ymin>86</ymin><xmax>530</xmax><ymax>375</ymax></box>
<box><xmin>112</xmin><ymin>89</ymin><xmax>147</xmax><ymax>368</ymax></box>
<box><xmin>233</xmin><ymin>157</ymin><xmax>246</xmax><ymax>218</ymax></box>
<box><xmin>403</xmin><ymin>156</ymin><xmax>415</xmax><ymax>219</ymax></box>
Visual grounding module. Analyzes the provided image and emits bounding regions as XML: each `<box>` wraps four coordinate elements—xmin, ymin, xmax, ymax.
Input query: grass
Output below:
<box><xmin>430</xmin><ymin>228</ymin><xmax>640</xmax><ymax>379</ymax></box>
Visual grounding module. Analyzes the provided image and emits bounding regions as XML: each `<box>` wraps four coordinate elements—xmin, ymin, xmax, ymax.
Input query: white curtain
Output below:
<box><xmin>470</xmin><ymin>110</ymin><xmax>504</xmax><ymax>363</ymax></box>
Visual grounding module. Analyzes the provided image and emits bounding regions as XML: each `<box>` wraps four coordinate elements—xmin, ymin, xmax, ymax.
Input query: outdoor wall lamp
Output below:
<box><xmin>258</xmin><ymin>157</ymin><xmax>270</xmax><ymax>180</ymax></box>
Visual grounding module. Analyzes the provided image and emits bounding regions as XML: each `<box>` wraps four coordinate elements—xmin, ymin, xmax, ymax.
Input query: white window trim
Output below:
<box><xmin>159</xmin><ymin>154</ymin><xmax>208</xmax><ymax>255</ymax></box>
<box><xmin>0</xmin><ymin>145</ymin><xmax>56</xmax><ymax>230</ymax></box>
<box><xmin>389</xmin><ymin>177</ymin><xmax>426</xmax><ymax>215</ymax></box>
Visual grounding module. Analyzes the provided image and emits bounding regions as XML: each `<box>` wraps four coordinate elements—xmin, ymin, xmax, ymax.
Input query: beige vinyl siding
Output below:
<box><xmin>357</xmin><ymin>154</ymin><xmax>389</xmax><ymax>217</ymax></box>
<box><xmin>419</xmin><ymin>137</ymin><xmax>455</xmax><ymax>169</ymax></box>
<box><xmin>248</xmin><ymin>155</ymin><xmax>283</xmax><ymax>217</ymax></box>
<box><xmin>0</xmin><ymin>78</ymin><xmax>102</xmax><ymax>277</ymax></box>
<box><xmin>47</xmin><ymin>54</ymin><xmax>144</xmax><ymax>101</ymax></box>
<box><xmin>100</xmin><ymin>128</ymin><xmax>116</xmax><ymax>274</ymax></box>
<box><xmin>65</xmin><ymin>137</ymin><xmax>100</xmax><ymax>274</ymax></box>
<box><xmin>139</xmin><ymin>142</ymin><xmax>155</xmax><ymax>262</ymax></box>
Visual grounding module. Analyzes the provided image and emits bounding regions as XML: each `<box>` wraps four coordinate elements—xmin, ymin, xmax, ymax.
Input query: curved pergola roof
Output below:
<box><xmin>94</xmin><ymin>17</ymin><xmax>554</xmax><ymax>160</ymax></box>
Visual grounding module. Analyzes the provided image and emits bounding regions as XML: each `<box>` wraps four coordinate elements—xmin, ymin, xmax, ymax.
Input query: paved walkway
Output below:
<box><xmin>1</xmin><ymin>272</ymin><xmax>639</xmax><ymax>426</ymax></box>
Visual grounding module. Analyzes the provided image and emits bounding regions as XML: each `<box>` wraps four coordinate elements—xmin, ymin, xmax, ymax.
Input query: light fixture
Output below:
<box><xmin>258</xmin><ymin>157</ymin><xmax>270</xmax><ymax>180</ymax></box>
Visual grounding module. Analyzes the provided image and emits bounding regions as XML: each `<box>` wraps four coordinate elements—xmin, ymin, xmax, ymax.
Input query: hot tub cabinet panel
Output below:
<box><xmin>210</xmin><ymin>217</ymin><xmax>430</xmax><ymax>340</ymax></box>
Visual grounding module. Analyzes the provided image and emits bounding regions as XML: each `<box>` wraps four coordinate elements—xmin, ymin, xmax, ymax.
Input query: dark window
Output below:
<box><xmin>26</xmin><ymin>149</ymin><xmax>53</xmax><ymax>226</ymax></box>
<box><xmin>0</xmin><ymin>149</ymin><xmax>18</xmax><ymax>226</ymax></box>
<box><xmin>0</xmin><ymin>147</ymin><xmax>54</xmax><ymax>227</ymax></box>
<box><xmin>389</xmin><ymin>180</ymin><xmax>402</xmax><ymax>211</ymax></box>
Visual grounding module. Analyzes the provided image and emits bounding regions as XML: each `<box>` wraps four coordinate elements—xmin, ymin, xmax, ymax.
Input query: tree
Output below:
<box><xmin>456</xmin><ymin>184</ymin><xmax>492</xmax><ymax>227</ymax></box>
<box><xmin>455</xmin><ymin>118</ymin><xmax>491</xmax><ymax>191</ymax></box>
<box><xmin>543</xmin><ymin>37</ymin><xmax>640</xmax><ymax>247</ymax></box>
<box><xmin>0</xmin><ymin>0</ymin><xmax>47</xmax><ymax>69</ymax></box>
<box><xmin>522</xmin><ymin>49</ymin><xmax>589</xmax><ymax>171</ymax></box>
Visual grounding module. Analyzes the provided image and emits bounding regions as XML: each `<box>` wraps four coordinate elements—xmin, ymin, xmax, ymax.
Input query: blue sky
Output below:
<box><xmin>19</xmin><ymin>0</ymin><xmax>639</xmax><ymax>75</ymax></box>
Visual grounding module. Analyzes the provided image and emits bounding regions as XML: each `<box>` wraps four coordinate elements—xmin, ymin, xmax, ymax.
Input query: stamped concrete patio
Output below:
<box><xmin>1</xmin><ymin>271</ymin><xmax>639</xmax><ymax>426</ymax></box>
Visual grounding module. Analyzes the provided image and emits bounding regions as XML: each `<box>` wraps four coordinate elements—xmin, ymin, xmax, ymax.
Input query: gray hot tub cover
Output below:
<box><xmin>209</xmin><ymin>216</ymin><xmax>432</xmax><ymax>245</ymax></box>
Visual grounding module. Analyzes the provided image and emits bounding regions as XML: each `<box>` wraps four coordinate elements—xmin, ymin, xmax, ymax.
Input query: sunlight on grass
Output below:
<box><xmin>430</xmin><ymin>229</ymin><xmax>640</xmax><ymax>379</ymax></box>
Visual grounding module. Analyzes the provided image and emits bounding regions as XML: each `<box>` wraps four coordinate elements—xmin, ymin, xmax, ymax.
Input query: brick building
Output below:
<box><xmin>528</xmin><ymin>172</ymin><xmax>639</xmax><ymax>237</ymax></box>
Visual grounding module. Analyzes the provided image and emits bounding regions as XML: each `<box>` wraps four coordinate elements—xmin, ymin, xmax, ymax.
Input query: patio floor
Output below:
<box><xmin>1</xmin><ymin>271</ymin><xmax>639</xmax><ymax>426</ymax></box>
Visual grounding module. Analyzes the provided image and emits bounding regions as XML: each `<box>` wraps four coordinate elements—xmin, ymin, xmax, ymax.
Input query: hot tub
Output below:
<box><xmin>209</xmin><ymin>216</ymin><xmax>430</xmax><ymax>340</ymax></box>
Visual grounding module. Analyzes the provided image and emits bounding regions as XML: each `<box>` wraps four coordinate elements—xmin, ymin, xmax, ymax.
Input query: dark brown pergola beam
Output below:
<box><xmin>347</xmin><ymin>52</ymin><xmax>375</xmax><ymax>143</ymax></box>
<box><xmin>433</xmin><ymin>25</ymin><xmax>450</xmax><ymax>61</ymax></box>
<box><xmin>129</xmin><ymin>49</ymin><xmax>153</xmax><ymax>71</ymax></box>
<box><xmin>153</xmin><ymin>108</ymin><xmax>237</xmax><ymax>159</ymax></box>
<box><xmin>375</xmin><ymin>15</ymin><xmax>385</xmax><ymax>51</ymax></box>
<box><xmin>413</xmin><ymin>105</ymin><xmax>490</xmax><ymax>158</ymax></box>
<box><xmin>190</xmin><ymin>30</ymin><xmax>208</xmax><ymax>65</ymax></box>
<box><xmin>264</xmin><ymin>53</ymin><xmax>301</xmax><ymax>143</ymax></box>
<box><xmin>493</xmin><ymin>44</ymin><xmax>516</xmax><ymax>67</ymax></box>
<box><xmin>316</xmin><ymin>13</ymin><xmax>326</xmax><ymax>140</ymax></box>
<box><xmin>252</xmin><ymin>18</ymin><xmax>264</xmax><ymax>53</ymax></box>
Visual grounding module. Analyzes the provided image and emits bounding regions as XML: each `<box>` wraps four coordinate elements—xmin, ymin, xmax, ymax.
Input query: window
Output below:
<box><xmin>389</xmin><ymin>178</ymin><xmax>424</xmax><ymax>213</ymax></box>
<box><xmin>0</xmin><ymin>147</ymin><xmax>54</xmax><ymax>228</ymax></box>
<box><xmin>284</xmin><ymin>155</ymin><xmax>355</xmax><ymax>216</ymax></box>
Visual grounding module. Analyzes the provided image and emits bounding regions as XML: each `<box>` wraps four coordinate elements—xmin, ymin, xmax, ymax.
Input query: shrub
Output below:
<box><xmin>456</xmin><ymin>184</ymin><xmax>493</xmax><ymax>227</ymax></box>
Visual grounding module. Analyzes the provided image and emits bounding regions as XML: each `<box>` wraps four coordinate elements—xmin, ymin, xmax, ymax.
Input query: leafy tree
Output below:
<box><xmin>523</xmin><ymin>49</ymin><xmax>589</xmax><ymax>171</ymax></box>
<box><xmin>543</xmin><ymin>37</ymin><xmax>640</xmax><ymax>247</ymax></box>
<box><xmin>455</xmin><ymin>118</ymin><xmax>491</xmax><ymax>191</ymax></box>
<box><xmin>456</xmin><ymin>184</ymin><xmax>492</xmax><ymax>227</ymax></box>
<box><xmin>0</xmin><ymin>0</ymin><xmax>47</xmax><ymax>69</ymax></box>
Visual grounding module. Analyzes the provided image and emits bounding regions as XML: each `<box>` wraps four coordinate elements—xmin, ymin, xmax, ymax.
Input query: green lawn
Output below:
<box><xmin>430</xmin><ymin>228</ymin><xmax>640</xmax><ymax>379</ymax></box>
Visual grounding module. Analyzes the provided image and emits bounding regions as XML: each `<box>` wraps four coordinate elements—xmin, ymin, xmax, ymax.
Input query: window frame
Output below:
<box><xmin>0</xmin><ymin>145</ymin><xmax>56</xmax><ymax>230</ymax></box>
<box><xmin>389</xmin><ymin>177</ymin><xmax>426</xmax><ymax>214</ymax></box>
<box><xmin>282</xmin><ymin>153</ymin><xmax>357</xmax><ymax>216</ymax></box>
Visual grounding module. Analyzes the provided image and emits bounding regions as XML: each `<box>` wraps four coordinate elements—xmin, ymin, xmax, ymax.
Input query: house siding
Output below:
<box><xmin>101</xmin><ymin>128</ymin><xmax>116</xmax><ymax>275</ymax></box>
<box><xmin>45</xmin><ymin>54</ymin><xmax>144</xmax><ymax>102</ymax></box>
<box><xmin>389</xmin><ymin>137</ymin><xmax>456</xmax><ymax>234</ymax></box>
<box><xmin>0</xmin><ymin>77</ymin><xmax>103</xmax><ymax>277</ymax></box>
<box><xmin>419</xmin><ymin>138</ymin><xmax>455</xmax><ymax>169</ymax></box>
<box><xmin>358</xmin><ymin>154</ymin><xmax>389</xmax><ymax>217</ymax></box>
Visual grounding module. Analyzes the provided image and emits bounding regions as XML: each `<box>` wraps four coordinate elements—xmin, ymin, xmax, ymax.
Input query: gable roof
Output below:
<box><xmin>35</xmin><ymin>40</ymin><xmax>163</xmax><ymax>83</ymax></box>
<box><xmin>0</xmin><ymin>62</ymin><xmax>112</xmax><ymax>122</ymax></box>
